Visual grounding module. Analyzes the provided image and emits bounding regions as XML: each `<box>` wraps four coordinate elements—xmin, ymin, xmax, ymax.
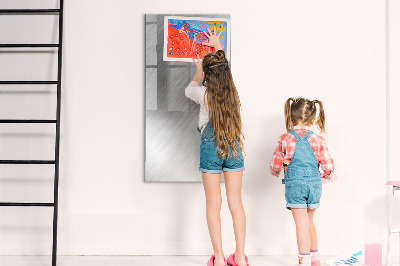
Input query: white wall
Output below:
<box><xmin>0</xmin><ymin>0</ymin><xmax>389</xmax><ymax>257</ymax></box>
<box><xmin>388</xmin><ymin>0</ymin><xmax>400</xmax><ymax>258</ymax></box>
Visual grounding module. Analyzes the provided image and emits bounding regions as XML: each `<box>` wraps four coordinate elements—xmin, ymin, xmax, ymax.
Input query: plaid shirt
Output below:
<box><xmin>270</xmin><ymin>126</ymin><xmax>334</xmax><ymax>179</ymax></box>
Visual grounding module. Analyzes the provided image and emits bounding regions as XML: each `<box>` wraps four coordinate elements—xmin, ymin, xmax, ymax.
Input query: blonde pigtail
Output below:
<box><xmin>313</xmin><ymin>100</ymin><xmax>326</xmax><ymax>133</ymax></box>
<box><xmin>285</xmin><ymin>98</ymin><xmax>295</xmax><ymax>131</ymax></box>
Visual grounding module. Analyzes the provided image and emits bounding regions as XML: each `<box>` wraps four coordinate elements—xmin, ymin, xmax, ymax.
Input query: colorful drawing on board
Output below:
<box><xmin>163</xmin><ymin>16</ymin><xmax>230</xmax><ymax>62</ymax></box>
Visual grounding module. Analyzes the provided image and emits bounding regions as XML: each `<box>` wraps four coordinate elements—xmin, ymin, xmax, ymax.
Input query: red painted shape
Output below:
<box><xmin>167</xmin><ymin>24</ymin><xmax>215</xmax><ymax>60</ymax></box>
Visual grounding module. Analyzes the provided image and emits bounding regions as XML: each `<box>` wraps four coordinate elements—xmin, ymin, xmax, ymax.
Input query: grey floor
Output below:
<box><xmin>0</xmin><ymin>255</ymin><xmax>332</xmax><ymax>266</ymax></box>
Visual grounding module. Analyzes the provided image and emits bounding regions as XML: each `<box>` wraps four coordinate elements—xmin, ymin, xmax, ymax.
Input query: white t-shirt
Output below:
<box><xmin>185</xmin><ymin>81</ymin><xmax>209</xmax><ymax>133</ymax></box>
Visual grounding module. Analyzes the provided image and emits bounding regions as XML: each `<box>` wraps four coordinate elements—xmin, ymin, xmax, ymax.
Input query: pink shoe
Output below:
<box><xmin>227</xmin><ymin>253</ymin><xmax>249</xmax><ymax>266</ymax></box>
<box><xmin>311</xmin><ymin>260</ymin><xmax>320</xmax><ymax>266</ymax></box>
<box><xmin>207</xmin><ymin>254</ymin><xmax>227</xmax><ymax>266</ymax></box>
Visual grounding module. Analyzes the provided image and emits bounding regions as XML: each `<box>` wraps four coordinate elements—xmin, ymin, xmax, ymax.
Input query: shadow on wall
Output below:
<box><xmin>365</xmin><ymin>195</ymin><xmax>386</xmax><ymax>228</ymax></box>
<box><xmin>364</xmin><ymin>194</ymin><xmax>388</xmax><ymax>248</ymax></box>
<box><xmin>241</xmin><ymin>114</ymin><xmax>292</xmax><ymax>254</ymax></box>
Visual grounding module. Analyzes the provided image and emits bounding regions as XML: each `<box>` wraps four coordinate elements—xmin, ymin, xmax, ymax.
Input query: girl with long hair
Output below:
<box><xmin>185</xmin><ymin>29</ymin><xmax>248</xmax><ymax>266</ymax></box>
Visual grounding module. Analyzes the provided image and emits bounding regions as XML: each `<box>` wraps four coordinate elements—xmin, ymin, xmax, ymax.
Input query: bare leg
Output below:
<box><xmin>224</xmin><ymin>171</ymin><xmax>247</xmax><ymax>266</ymax></box>
<box><xmin>307</xmin><ymin>209</ymin><xmax>318</xmax><ymax>251</ymax></box>
<box><xmin>291</xmin><ymin>208</ymin><xmax>311</xmax><ymax>254</ymax></box>
<box><xmin>202</xmin><ymin>173</ymin><xmax>225</xmax><ymax>266</ymax></box>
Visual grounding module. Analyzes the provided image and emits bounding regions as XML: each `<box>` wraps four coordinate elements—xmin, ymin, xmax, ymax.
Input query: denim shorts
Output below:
<box><xmin>199</xmin><ymin>127</ymin><xmax>245</xmax><ymax>174</ymax></box>
<box><xmin>285</xmin><ymin>178</ymin><xmax>322</xmax><ymax>209</ymax></box>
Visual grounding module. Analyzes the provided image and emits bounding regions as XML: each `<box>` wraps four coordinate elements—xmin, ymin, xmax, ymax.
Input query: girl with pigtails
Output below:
<box><xmin>270</xmin><ymin>98</ymin><xmax>335</xmax><ymax>266</ymax></box>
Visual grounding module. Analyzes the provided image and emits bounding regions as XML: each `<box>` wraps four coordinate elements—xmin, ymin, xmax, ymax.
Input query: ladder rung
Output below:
<box><xmin>0</xmin><ymin>9</ymin><xmax>60</xmax><ymax>14</ymax></box>
<box><xmin>0</xmin><ymin>202</ymin><xmax>54</xmax><ymax>207</ymax></box>
<box><xmin>0</xmin><ymin>119</ymin><xmax>56</xmax><ymax>123</ymax></box>
<box><xmin>0</xmin><ymin>81</ymin><xmax>58</xmax><ymax>84</ymax></box>
<box><xmin>0</xmin><ymin>44</ymin><xmax>59</xmax><ymax>48</ymax></box>
<box><xmin>391</xmin><ymin>229</ymin><xmax>400</xmax><ymax>233</ymax></box>
<box><xmin>0</xmin><ymin>160</ymin><xmax>55</xmax><ymax>164</ymax></box>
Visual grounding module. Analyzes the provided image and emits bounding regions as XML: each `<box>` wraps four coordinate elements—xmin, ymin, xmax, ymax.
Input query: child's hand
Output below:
<box><xmin>191</xmin><ymin>54</ymin><xmax>202</xmax><ymax>83</ymax></box>
<box><xmin>321</xmin><ymin>173</ymin><xmax>338</xmax><ymax>184</ymax></box>
<box><xmin>202</xmin><ymin>28</ymin><xmax>223</xmax><ymax>51</ymax></box>
<box><xmin>270</xmin><ymin>169</ymin><xmax>278</xmax><ymax>177</ymax></box>
<box><xmin>193</xmin><ymin>54</ymin><xmax>202</xmax><ymax>73</ymax></box>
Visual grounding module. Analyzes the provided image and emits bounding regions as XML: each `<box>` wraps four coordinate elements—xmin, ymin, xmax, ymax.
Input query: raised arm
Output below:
<box><xmin>192</xmin><ymin>54</ymin><xmax>202</xmax><ymax>83</ymax></box>
<box><xmin>185</xmin><ymin>80</ymin><xmax>205</xmax><ymax>104</ymax></box>
<box><xmin>191</xmin><ymin>27</ymin><xmax>223</xmax><ymax>83</ymax></box>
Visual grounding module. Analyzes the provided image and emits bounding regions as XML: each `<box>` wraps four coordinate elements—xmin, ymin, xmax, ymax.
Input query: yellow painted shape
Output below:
<box><xmin>204</xmin><ymin>21</ymin><xmax>227</xmax><ymax>40</ymax></box>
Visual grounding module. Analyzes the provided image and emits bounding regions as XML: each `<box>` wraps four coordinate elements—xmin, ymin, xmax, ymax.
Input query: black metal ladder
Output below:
<box><xmin>0</xmin><ymin>2</ymin><xmax>63</xmax><ymax>266</ymax></box>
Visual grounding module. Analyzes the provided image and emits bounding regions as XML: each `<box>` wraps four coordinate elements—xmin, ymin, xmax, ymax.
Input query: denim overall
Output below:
<box><xmin>283</xmin><ymin>130</ymin><xmax>322</xmax><ymax>210</ymax></box>
<box><xmin>198</xmin><ymin>124</ymin><xmax>244</xmax><ymax>174</ymax></box>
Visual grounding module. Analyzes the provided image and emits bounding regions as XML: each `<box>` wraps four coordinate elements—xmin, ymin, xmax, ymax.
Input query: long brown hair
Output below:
<box><xmin>202</xmin><ymin>50</ymin><xmax>244</xmax><ymax>158</ymax></box>
<box><xmin>284</xmin><ymin>97</ymin><xmax>326</xmax><ymax>133</ymax></box>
